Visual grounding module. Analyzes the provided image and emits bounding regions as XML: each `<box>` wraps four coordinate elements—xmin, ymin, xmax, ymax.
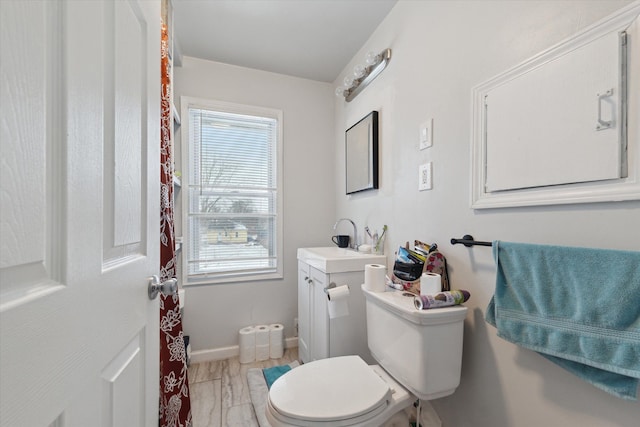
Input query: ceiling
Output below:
<box><xmin>172</xmin><ymin>0</ymin><xmax>398</xmax><ymax>83</ymax></box>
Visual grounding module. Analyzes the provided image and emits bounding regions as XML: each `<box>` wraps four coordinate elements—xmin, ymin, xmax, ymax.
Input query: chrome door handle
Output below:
<box><xmin>148</xmin><ymin>275</ymin><xmax>178</xmax><ymax>300</ymax></box>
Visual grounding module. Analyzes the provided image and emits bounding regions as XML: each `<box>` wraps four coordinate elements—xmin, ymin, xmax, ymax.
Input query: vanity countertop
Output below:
<box><xmin>297</xmin><ymin>247</ymin><xmax>386</xmax><ymax>274</ymax></box>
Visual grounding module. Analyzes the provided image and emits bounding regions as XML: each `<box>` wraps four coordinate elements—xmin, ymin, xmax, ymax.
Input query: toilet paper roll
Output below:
<box><xmin>327</xmin><ymin>285</ymin><xmax>350</xmax><ymax>319</ymax></box>
<box><xmin>255</xmin><ymin>325</ymin><xmax>270</xmax><ymax>346</ymax></box>
<box><xmin>420</xmin><ymin>272</ymin><xmax>441</xmax><ymax>296</ymax></box>
<box><xmin>269</xmin><ymin>323</ymin><xmax>284</xmax><ymax>359</ymax></box>
<box><xmin>364</xmin><ymin>264</ymin><xmax>387</xmax><ymax>292</ymax></box>
<box><xmin>256</xmin><ymin>344</ymin><xmax>270</xmax><ymax>361</ymax></box>
<box><xmin>239</xmin><ymin>326</ymin><xmax>256</xmax><ymax>364</ymax></box>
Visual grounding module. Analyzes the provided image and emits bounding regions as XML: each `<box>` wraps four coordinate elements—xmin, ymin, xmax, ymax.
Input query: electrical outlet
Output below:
<box><xmin>419</xmin><ymin>162</ymin><xmax>432</xmax><ymax>191</ymax></box>
<box><xmin>419</xmin><ymin>119</ymin><xmax>433</xmax><ymax>150</ymax></box>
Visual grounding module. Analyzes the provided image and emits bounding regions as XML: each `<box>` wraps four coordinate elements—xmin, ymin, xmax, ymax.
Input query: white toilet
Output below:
<box><xmin>266</xmin><ymin>286</ymin><xmax>468</xmax><ymax>427</ymax></box>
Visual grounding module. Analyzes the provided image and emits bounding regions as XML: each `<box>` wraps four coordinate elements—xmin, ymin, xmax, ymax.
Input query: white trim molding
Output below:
<box><xmin>189</xmin><ymin>337</ymin><xmax>299</xmax><ymax>365</ymax></box>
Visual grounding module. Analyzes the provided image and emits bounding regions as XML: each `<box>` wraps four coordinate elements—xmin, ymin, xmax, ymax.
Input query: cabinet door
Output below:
<box><xmin>485</xmin><ymin>30</ymin><xmax>623</xmax><ymax>192</ymax></box>
<box><xmin>328</xmin><ymin>271</ymin><xmax>372</xmax><ymax>362</ymax></box>
<box><xmin>310</xmin><ymin>267</ymin><xmax>329</xmax><ymax>361</ymax></box>
<box><xmin>297</xmin><ymin>261</ymin><xmax>311</xmax><ymax>363</ymax></box>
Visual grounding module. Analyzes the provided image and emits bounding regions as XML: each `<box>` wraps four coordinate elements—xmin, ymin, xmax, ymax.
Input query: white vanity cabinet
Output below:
<box><xmin>297</xmin><ymin>247</ymin><xmax>386</xmax><ymax>364</ymax></box>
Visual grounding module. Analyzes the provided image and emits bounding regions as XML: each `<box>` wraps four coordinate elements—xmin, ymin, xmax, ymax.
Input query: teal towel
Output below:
<box><xmin>486</xmin><ymin>241</ymin><xmax>640</xmax><ymax>400</ymax></box>
<box><xmin>263</xmin><ymin>364</ymin><xmax>292</xmax><ymax>389</ymax></box>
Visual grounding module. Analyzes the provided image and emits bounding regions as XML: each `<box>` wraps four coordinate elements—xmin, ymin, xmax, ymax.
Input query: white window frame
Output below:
<box><xmin>180</xmin><ymin>96</ymin><xmax>283</xmax><ymax>285</ymax></box>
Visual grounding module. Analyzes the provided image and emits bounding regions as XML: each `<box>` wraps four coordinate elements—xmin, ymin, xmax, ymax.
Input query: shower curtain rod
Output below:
<box><xmin>450</xmin><ymin>235</ymin><xmax>493</xmax><ymax>247</ymax></box>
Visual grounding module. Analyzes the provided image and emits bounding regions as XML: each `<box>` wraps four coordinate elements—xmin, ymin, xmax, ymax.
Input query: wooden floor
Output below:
<box><xmin>188</xmin><ymin>347</ymin><xmax>299</xmax><ymax>427</ymax></box>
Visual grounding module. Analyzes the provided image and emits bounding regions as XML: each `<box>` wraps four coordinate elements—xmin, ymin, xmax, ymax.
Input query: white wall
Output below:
<box><xmin>174</xmin><ymin>57</ymin><xmax>336</xmax><ymax>353</ymax></box>
<box><xmin>333</xmin><ymin>1</ymin><xmax>640</xmax><ymax>426</ymax></box>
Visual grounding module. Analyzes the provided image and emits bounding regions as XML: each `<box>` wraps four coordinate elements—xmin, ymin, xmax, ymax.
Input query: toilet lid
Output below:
<box><xmin>268</xmin><ymin>356</ymin><xmax>390</xmax><ymax>423</ymax></box>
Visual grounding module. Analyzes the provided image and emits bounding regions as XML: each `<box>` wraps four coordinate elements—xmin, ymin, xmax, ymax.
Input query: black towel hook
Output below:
<box><xmin>450</xmin><ymin>235</ymin><xmax>493</xmax><ymax>247</ymax></box>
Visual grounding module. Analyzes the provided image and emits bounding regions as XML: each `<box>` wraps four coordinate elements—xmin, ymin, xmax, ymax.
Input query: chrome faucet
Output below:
<box><xmin>333</xmin><ymin>218</ymin><xmax>358</xmax><ymax>250</ymax></box>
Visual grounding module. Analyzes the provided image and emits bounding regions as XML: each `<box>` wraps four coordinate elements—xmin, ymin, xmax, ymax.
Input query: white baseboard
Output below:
<box><xmin>190</xmin><ymin>337</ymin><xmax>298</xmax><ymax>365</ymax></box>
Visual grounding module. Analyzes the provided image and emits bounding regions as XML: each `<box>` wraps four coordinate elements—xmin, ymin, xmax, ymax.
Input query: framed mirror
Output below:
<box><xmin>345</xmin><ymin>111</ymin><xmax>378</xmax><ymax>194</ymax></box>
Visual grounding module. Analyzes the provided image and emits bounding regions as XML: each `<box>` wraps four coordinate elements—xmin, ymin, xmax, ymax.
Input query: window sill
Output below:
<box><xmin>184</xmin><ymin>271</ymin><xmax>283</xmax><ymax>286</ymax></box>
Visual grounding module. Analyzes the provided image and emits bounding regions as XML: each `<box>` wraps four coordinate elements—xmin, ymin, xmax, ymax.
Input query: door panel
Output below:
<box><xmin>110</xmin><ymin>0</ymin><xmax>144</xmax><ymax>253</ymax></box>
<box><xmin>104</xmin><ymin>0</ymin><xmax>147</xmax><ymax>265</ymax></box>
<box><xmin>101</xmin><ymin>334</ymin><xmax>145</xmax><ymax>427</ymax></box>
<box><xmin>0</xmin><ymin>0</ymin><xmax>63</xmax><ymax>312</ymax></box>
<box><xmin>0</xmin><ymin>1</ymin><xmax>160</xmax><ymax>426</ymax></box>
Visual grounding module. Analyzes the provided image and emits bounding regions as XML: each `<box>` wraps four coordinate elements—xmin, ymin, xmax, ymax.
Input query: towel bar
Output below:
<box><xmin>450</xmin><ymin>235</ymin><xmax>492</xmax><ymax>247</ymax></box>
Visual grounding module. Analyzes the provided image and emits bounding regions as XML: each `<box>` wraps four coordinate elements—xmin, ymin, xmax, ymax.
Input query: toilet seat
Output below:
<box><xmin>267</xmin><ymin>356</ymin><xmax>392</xmax><ymax>426</ymax></box>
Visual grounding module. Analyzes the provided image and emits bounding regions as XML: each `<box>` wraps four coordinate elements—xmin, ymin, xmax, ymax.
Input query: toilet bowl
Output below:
<box><xmin>266</xmin><ymin>287</ymin><xmax>468</xmax><ymax>426</ymax></box>
<box><xmin>266</xmin><ymin>356</ymin><xmax>412</xmax><ymax>427</ymax></box>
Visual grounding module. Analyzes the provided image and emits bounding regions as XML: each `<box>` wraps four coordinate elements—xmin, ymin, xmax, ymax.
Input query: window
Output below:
<box><xmin>182</xmin><ymin>97</ymin><xmax>283</xmax><ymax>283</ymax></box>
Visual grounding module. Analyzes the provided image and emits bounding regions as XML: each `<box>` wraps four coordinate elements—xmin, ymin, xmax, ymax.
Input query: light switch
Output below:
<box><xmin>419</xmin><ymin>119</ymin><xmax>433</xmax><ymax>150</ymax></box>
<box><xmin>419</xmin><ymin>162</ymin><xmax>432</xmax><ymax>191</ymax></box>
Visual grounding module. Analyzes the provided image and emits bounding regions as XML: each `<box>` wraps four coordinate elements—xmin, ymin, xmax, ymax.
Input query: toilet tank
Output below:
<box><xmin>363</xmin><ymin>287</ymin><xmax>468</xmax><ymax>400</ymax></box>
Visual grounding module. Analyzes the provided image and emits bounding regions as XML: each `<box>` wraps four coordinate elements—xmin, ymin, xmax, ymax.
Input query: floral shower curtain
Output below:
<box><xmin>159</xmin><ymin>21</ymin><xmax>192</xmax><ymax>427</ymax></box>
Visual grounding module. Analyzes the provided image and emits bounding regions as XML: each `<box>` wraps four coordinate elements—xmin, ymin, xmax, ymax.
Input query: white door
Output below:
<box><xmin>0</xmin><ymin>1</ymin><xmax>161</xmax><ymax>426</ymax></box>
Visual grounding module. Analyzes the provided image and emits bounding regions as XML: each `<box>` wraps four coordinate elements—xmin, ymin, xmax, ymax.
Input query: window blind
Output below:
<box><xmin>187</xmin><ymin>106</ymin><xmax>280</xmax><ymax>282</ymax></box>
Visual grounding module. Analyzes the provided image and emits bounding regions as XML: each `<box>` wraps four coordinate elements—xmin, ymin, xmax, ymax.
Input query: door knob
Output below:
<box><xmin>148</xmin><ymin>275</ymin><xmax>178</xmax><ymax>300</ymax></box>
